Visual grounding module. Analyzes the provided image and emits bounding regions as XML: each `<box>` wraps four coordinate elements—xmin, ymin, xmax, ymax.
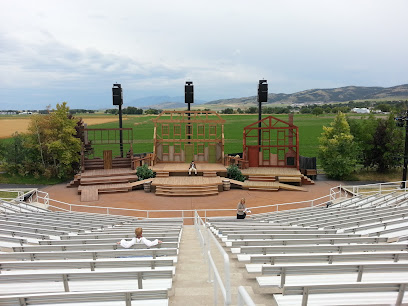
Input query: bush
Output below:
<box><xmin>136</xmin><ymin>164</ymin><xmax>156</xmax><ymax>180</ymax></box>
<box><xmin>227</xmin><ymin>165</ymin><xmax>245</xmax><ymax>182</ymax></box>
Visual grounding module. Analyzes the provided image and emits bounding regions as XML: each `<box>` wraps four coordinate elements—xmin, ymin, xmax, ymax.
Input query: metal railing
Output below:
<box><xmin>331</xmin><ymin>181</ymin><xmax>408</xmax><ymax>201</ymax></box>
<box><xmin>237</xmin><ymin>286</ymin><xmax>256</xmax><ymax>306</ymax></box>
<box><xmin>194</xmin><ymin>211</ymin><xmax>231</xmax><ymax>305</ymax></box>
<box><xmin>29</xmin><ymin>189</ymin><xmax>340</xmax><ymax>221</ymax></box>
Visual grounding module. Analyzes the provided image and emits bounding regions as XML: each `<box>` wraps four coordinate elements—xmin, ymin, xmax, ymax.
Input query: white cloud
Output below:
<box><xmin>0</xmin><ymin>0</ymin><xmax>407</xmax><ymax>109</ymax></box>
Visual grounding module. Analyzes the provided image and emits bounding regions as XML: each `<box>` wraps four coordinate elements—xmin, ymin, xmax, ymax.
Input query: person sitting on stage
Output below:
<box><xmin>188</xmin><ymin>160</ymin><xmax>198</xmax><ymax>176</ymax></box>
<box><xmin>117</xmin><ymin>227</ymin><xmax>162</xmax><ymax>248</ymax></box>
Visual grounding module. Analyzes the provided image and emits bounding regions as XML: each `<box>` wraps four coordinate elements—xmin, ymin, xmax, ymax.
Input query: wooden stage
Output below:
<box><xmin>72</xmin><ymin>164</ymin><xmax>311</xmax><ymax>201</ymax></box>
<box><xmin>241</xmin><ymin>167</ymin><xmax>303</xmax><ymax>177</ymax></box>
<box><xmin>152</xmin><ymin>176</ymin><xmax>223</xmax><ymax>187</ymax></box>
<box><xmin>151</xmin><ymin>163</ymin><xmax>227</xmax><ymax>174</ymax></box>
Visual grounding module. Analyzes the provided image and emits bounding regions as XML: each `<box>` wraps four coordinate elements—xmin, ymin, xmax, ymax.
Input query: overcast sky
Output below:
<box><xmin>1</xmin><ymin>0</ymin><xmax>407</xmax><ymax>110</ymax></box>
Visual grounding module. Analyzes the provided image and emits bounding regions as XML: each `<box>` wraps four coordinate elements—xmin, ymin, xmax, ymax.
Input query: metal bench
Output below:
<box><xmin>0</xmin><ymin>289</ymin><xmax>168</xmax><ymax>306</ymax></box>
<box><xmin>258</xmin><ymin>262</ymin><xmax>408</xmax><ymax>288</ymax></box>
<box><xmin>276</xmin><ymin>281</ymin><xmax>408</xmax><ymax>306</ymax></box>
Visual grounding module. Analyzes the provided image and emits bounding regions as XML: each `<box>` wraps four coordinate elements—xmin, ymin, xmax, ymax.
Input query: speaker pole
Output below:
<box><xmin>185</xmin><ymin>81</ymin><xmax>194</xmax><ymax>144</ymax></box>
<box><xmin>119</xmin><ymin>103</ymin><xmax>123</xmax><ymax>157</ymax></box>
<box><xmin>112</xmin><ymin>84</ymin><xmax>124</xmax><ymax>158</ymax></box>
<box><xmin>258</xmin><ymin>80</ymin><xmax>268</xmax><ymax>151</ymax></box>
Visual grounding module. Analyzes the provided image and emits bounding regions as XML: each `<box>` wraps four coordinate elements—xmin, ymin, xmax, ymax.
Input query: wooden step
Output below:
<box><xmin>155</xmin><ymin>185</ymin><xmax>219</xmax><ymax>196</ymax></box>
<box><xmin>81</xmin><ymin>168</ymin><xmax>136</xmax><ymax>178</ymax></box>
<box><xmin>155</xmin><ymin>191</ymin><xmax>218</xmax><ymax>196</ymax></box>
<box><xmin>203</xmin><ymin>171</ymin><xmax>217</xmax><ymax>177</ymax></box>
<box><xmin>248</xmin><ymin>176</ymin><xmax>276</xmax><ymax>182</ymax></box>
<box><xmin>80</xmin><ymin>174</ymin><xmax>138</xmax><ymax>185</ymax></box>
<box><xmin>156</xmin><ymin>171</ymin><xmax>170</xmax><ymax>177</ymax></box>
<box><xmin>278</xmin><ymin>176</ymin><xmax>302</xmax><ymax>183</ymax></box>
<box><xmin>248</xmin><ymin>187</ymin><xmax>279</xmax><ymax>192</ymax></box>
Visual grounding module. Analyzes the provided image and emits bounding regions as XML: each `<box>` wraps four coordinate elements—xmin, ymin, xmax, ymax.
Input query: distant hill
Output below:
<box><xmin>128</xmin><ymin>96</ymin><xmax>206</xmax><ymax>109</ymax></box>
<box><xmin>205</xmin><ymin>84</ymin><xmax>408</xmax><ymax>107</ymax></box>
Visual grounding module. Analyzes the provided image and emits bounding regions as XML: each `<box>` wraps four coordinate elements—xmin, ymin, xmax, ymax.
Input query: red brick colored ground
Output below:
<box><xmin>41</xmin><ymin>179</ymin><xmax>342</xmax><ymax>224</ymax></box>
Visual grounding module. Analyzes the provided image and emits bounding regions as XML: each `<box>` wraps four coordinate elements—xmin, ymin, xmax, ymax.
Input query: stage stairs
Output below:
<box><xmin>68</xmin><ymin>168</ymin><xmax>138</xmax><ymax>202</ymax></box>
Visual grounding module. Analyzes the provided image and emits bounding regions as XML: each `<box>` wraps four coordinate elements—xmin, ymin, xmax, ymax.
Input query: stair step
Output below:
<box><xmin>248</xmin><ymin>187</ymin><xmax>279</xmax><ymax>191</ymax></box>
<box><xmin>80</xmin><ymin>175</ymin><xmax>138</xmax><ymax>185</ymax></box>
<box><xmin>155</xmin><ymin>191</ymin><xmax>218</xmax><ymax>196</ymax></box>
<box><xmin>157</xmin><ymin>186</ymin><xmax>218</xmax><ymax>191</ymax></box>
<box><xmin>248</xmin><ymin>177</ymin><xmax>276</xmax><ymax>182</ymax></box>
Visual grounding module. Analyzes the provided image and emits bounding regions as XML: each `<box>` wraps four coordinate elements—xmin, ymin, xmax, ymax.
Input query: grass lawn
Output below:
<box><xmin>0</xmin><ymin>173</ymin><xmax>65</xmax><ymax>185</ymax></box>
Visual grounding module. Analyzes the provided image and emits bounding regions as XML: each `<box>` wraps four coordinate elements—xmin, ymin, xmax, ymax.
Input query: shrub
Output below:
<box><xmin>136</xmin><ymin>164</ymin><xmax>156</xmax><ymax>180</ymax></box>
<box><xmin>227</xmin><ymin>165</ymin><xmax>245</xmax><ymax>182</ymax></box>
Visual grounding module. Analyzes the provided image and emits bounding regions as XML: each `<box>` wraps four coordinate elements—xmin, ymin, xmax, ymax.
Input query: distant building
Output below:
<box><xmin>351</xmin><ymin>107</ymin><xmax>370</xmax><ymax>114</ymax></box>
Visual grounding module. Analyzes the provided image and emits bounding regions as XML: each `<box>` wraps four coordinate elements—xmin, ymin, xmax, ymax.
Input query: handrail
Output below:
<box><xmin>237</xmin><ymin>286</ymin><xmax>256</xmax><ymax>306</ymax></box>
<box><xmin>194</xmin><ymin>211</ymin><xmax>231</xmax><ymax>305</ymax></box>
<box><xmin>32</xmin><ymin>190</ymin><xmax>340</xmax><ymax>220</ymax></box>
<box><xmin>331</xmin><ymin>181</ymin><xmax>408</xmax><ymax>199</ymax></box>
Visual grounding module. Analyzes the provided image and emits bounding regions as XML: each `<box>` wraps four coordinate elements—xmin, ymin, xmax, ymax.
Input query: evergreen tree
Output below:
<box><xmin>318</xmin><ymin>112</ymin><xmax>358</xmax><ymax>179</ymax></box>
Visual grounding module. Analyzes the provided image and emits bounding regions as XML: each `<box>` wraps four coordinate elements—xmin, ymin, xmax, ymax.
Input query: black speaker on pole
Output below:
<box><xmin>112</xmin><ymin>84</ymin><xmax>123</xmax><ymax>106</ymax></box>
<box><xmin>258</xmin><ymin>80</ymin><xmax>268</xmax><ymax>103</ymax></box>
<box><xmin>185</xmin><ymin>81</ymin><xmax>194</xmax><ymax>104</ymax></box>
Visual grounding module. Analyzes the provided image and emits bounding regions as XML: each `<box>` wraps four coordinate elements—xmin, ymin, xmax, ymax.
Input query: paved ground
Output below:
<box><xmin>40</xmin><ymin>176</ymin><xmax>343</xmax><ymax>223</ymax></box>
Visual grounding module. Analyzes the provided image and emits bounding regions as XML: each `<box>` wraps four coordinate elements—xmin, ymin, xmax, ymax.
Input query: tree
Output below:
<box><xmin>27</xmin><ymin>102</ymin><xmax>81</xmax><ymax>178</ymax></box>
<box><xmin>348</xmin><ymin>114</ymin><xmax>378</xmax><ymax>168</ymax></box>
<box><xmin>245</xmin><ymin>107</ymin><xmax>258</xmax><ymax>114</ymax></box>
<box><xmin>368</xmin><ymin>113</ymin><xmax>403</xmax><ymax>172</ymax></box>
<box><xmin>318</xmin><ymin>112</ymin><xmax>358</xmax><ymax>179</ymax></box>
<box><xmin>145</xmin><ymin>108</ymin><xmax>160</xmax><ymax>115</ymax></box>
<box><xmin>312</xmin><ymin>107</ymin><xmax>324</xmax><ymax>116</ymax></box>
<box><xmin>221</xmin><ymin>108</ymin><xmax>234</xmax><ymax>114</ymax></box>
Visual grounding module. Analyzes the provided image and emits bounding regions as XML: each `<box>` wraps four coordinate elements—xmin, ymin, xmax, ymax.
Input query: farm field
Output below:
<box><xmin>80</xmin><ymin>113</ymin><xmax>335</xmax><ymax>159</ymax></box>
<box><xmin>0</xmin><ymin>113</ymin><xmax>361</xmax><ymax>159</ymax></box>
<box><xmin>0</xmin><ymin>117</ymin><xmax>125</xmax><ymax>139</ymax></box>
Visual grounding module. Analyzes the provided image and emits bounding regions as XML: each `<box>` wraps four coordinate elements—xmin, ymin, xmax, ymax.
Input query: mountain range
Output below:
<box><xmin>205</xmin><ymin>84</ymin><xmax>408</xmax><ymax>107</ymax></box>
<box><xmin>127</xmin><ymin>84</ymin><xmax>408</xmax><ymax>110</ymax></box>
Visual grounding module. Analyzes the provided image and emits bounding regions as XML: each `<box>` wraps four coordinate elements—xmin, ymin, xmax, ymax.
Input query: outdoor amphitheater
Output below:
<box><xmin>1</xmin><ymin>111</ymin><xmax>408</xmax><ymax>305</ymax></box>
<box><xmin>1</xmin><ymin>180</ymin><xmax>408</xmax><ymax>305</ymax></box>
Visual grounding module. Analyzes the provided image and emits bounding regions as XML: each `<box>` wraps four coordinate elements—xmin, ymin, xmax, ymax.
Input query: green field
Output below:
<box><xmin>85</xmin><ymin>113</ymin><xmax>336</xmax><ymax>158</ymax></box>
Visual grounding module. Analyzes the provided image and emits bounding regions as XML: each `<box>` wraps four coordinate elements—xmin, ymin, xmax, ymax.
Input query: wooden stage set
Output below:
<box><xmin>68</xmin><ymin>163</ymin><xmax>312</xmax><ymax>201</ymax></box>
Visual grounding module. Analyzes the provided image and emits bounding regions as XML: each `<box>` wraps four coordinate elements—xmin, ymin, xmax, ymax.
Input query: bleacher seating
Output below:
<box><xmin>0</xmin><ymin>204</ymin><xmax>182</xmax><ymax>305</ymax></box>
<box><xmin>206</xmin><ymin>191</ymin><xmax>408</xmax><ymax>305</ymax></box>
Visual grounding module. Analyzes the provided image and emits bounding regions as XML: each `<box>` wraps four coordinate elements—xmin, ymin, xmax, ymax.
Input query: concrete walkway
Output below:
<box><xmin>170</xmin><ymin>226</ymin><xmax>275</xmax><ymax>306</ymax></box>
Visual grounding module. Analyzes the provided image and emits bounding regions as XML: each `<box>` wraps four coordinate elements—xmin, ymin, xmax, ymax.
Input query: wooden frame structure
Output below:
<box><xmin>242</xmin><ymin>115</ymin><xmax>299</xmax><ymax>169</ymax></box>
<box><xmin>81</xmin><ymin>128</ymin><xmax>134</xmax><ymax>170</ymax></box>
<box><xmin>152</xmin><ymin>111</ymin><xmax>225</xmax><ymax>164</ymax></box>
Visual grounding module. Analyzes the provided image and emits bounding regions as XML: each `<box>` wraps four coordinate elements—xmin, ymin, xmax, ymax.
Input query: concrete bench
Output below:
<box><xmin>0</xmin><ymin>248</ymin><xmax>179</xmax><ymax>261</ymax></box>
<box><xmin>275</xmin><ymin>282</ymin><xmax>408</xmax><ymax>306</ymax></box>
<box><xmin>0</xmin><ymin>289</ymin><xmax>169</xmax><ymax>306</ymax></box>
<box><xmin>0</xmin><ymin>269</ymin><xmax>174</xmax><ymax>295</ymax></box>
<box><xmin>256</xmin><ymin>262</ymin><xmax>408</xmax><ymax>291</ymax></box>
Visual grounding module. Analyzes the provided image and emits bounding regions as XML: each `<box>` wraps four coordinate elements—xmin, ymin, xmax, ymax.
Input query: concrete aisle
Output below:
<box><xmin>170</xmin><ymin>226</ymin><xmax>275</xmax><ymax>306</ymax></box>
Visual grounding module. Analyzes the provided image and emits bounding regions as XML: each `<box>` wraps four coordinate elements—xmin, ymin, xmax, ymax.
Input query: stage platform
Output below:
<box><xmin>241</xmin><ymin>167</ymin><xmax>302</xmax><ymax>177</ymax></box>
<box><xmin>151</xmin><ymin>162</ymin><xmax>227</xmax><ymax>175</ymax></box>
